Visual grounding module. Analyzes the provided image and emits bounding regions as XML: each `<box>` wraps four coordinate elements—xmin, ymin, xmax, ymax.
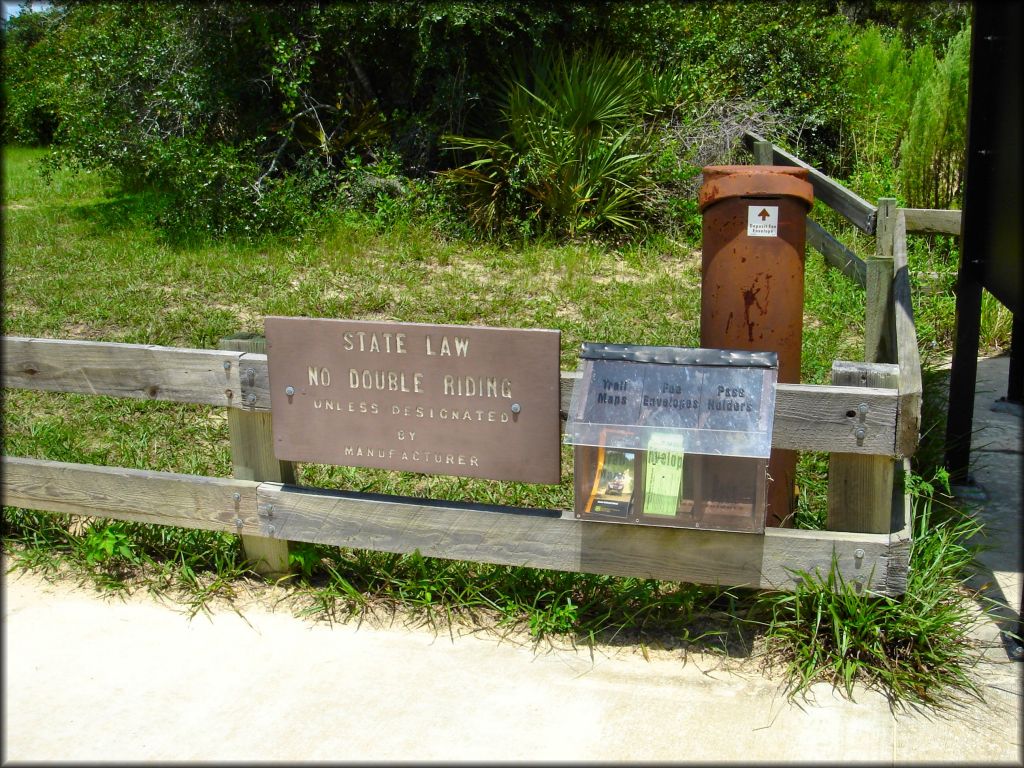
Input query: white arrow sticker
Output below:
<box><xmin>747</xmin><ymin>205</ymin><xmax>779</xmax><ymax>237</ymax></box>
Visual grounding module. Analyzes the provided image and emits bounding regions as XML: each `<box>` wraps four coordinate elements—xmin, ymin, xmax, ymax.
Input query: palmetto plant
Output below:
<box><xmin>444</xmin><ymin>47</ymin><xmax>658</xmax><ymax>238</ymax></box>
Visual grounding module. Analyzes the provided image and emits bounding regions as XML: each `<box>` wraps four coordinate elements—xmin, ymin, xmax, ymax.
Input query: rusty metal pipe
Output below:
<box><xmin>698</xmin><ymin>165</ymin><xmax>813</xmax><ymax>527</ymax></box>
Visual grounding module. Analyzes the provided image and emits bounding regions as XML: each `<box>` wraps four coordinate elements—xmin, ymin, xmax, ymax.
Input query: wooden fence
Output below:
<box><xmin>1</xmin><ymin>134</ymin><xmax>957</xmax><ymax>597</ymax></box>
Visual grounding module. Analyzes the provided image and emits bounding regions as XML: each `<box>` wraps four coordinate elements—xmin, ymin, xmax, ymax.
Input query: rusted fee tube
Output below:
<box><xmin>698</xmin><ymin>165</ymin><xmax>813</xmax><ymax>527</ymax></box>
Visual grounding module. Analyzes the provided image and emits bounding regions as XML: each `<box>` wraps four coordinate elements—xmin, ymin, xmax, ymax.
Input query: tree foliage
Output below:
<box><xmin>1</xmin><ymin>7</ymin><xmax>63</xmax><ymax>144</ymax></box>
<box><xmin>898</xmin><ymin>27</ymin><xmax>970</xmax><ymax>209</ymax></box>
<box><xmin>443</xmin><ymin>47</ymin><xmax>662</xmax><ymax>238</ymax></box>
<box><xmin>1</xmin><ymin>0</ymin><xmax>974</xmax><ymax>239</ymax></box>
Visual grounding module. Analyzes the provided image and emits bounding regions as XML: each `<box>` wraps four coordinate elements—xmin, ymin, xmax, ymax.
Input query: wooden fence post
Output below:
<box><xmin>866</xmin><ymin>198</ymin><xmax>897</xmax><ymax>364</ymax></box>
<box><xmin>219</xmin><ymin>334</ymin><xmax>295</xmax><ymax>577</ymax></box>
<box><xmin>752</xmin><ymin>139</ymin><xmax>773</xmax><ymax>166</ymax></box>
<box><xmin>826</xmin><ymin>361</ymin><xmax>900</xmax><ymax>534</ymax></box>
<box><xmin>829</xmin><ymin>200</ymin><xmax>901</xmax><ymax>535</ymax></box>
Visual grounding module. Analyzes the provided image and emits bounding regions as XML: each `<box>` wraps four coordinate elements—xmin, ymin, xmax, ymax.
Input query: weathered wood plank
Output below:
<box><xmin>558</xmin><ymin>375</ymin><xmax>898</xmax><ymax>455</ymax></box>
<box><xmin>752</xmin><ymin>138</ymin><xmax>774</xmax><ymax>166</ymax></box>
<box><xmin>1</xmin><ymin>456</ymin><xmax>261</xmax><ymax>535</ymax></box>
<box><xmin>806</xmin><ymin>219</ymin><xmax>867</xmax><ymax>288</ymax></box>
<box><xmin>771</xmin><ymin>383</ymin><xmax>898</xmax><ymax>454</ymax></box>
<box><xmin>2</xmin><ymin>336</ymin><xmax>899</xmax><ymax>457</ymax></box>
<box><xmin>892</xmin><ymin>211</ymin><xmax>923</xmax><ymax>458</ymax></box>
<box><xmin>899</xmin><ymin>207</ymin><xmax>961</xmax><ymax>235</ymax></box>
<box><xmin>256</xmin><ymin>483</ymin><xmax>905</xmax><ymax>595</ymax></box>
<box><xmin>220</xmin><ymin>335</ymin><xmax>294</xmax><ymax>576</ymax></box>
<box><xmin>865</xmin><ymin>457</ymin><xmax>913</xmax><ymax>595</ymax></box>
<box><xmin>0</xmin><ymin>455</ymin><xmax>907</xmax><ymax>595</ymax></box>
<box><xmin>827</xmin><ymin>362</ymin><xmax>900</xmax><ymax>534</ymax></box>
<box><xmin>865</xmin><ymin>198</ymin><xmax>897</xmax><ymax>364</ymax></box>
<box><xmin>889</xmin><ymin>458</ymin><xmax>913</xmax><ymax>548</ymax></box>
<box><xmin>744</xmin><ymin>132</ymin><xmax>877</xmax><ymax>234</ymax></box>
<box><xmin>559</xmin><ymin>370</ymin><xmax>580</xmax><ymax>420</ymax></box>
<box><xmin>2</xmin><ymin>336</ymin><xmax>243</xmax><ymax>408</ymax></box>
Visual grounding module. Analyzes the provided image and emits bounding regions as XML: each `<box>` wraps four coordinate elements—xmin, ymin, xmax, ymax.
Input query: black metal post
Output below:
<box><xmin>944</xmin><ymin>273</ymin><xmax>984</xmax><ymax>485</ymax></box>
<box><xmin>943</xmin><ymin>5</ymin><xmax>991</xmax><ymax>486</ymax></box>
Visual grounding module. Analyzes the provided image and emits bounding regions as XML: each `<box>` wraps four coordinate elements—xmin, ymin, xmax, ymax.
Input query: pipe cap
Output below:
<box><xmin>699</xmin><ymin>165</ymin><xmax>814</xmax><ymax>211</ymax></box>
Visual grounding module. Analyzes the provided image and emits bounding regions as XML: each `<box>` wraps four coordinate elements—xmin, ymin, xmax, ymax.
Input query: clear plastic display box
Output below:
<box><xmin>564</xmin><ymin>343</ymin><xmax>778</xmax><ymax>534</ymax></box>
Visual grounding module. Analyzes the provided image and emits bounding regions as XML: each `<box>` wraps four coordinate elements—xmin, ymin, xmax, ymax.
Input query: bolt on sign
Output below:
<box><xmin>264</xmin><ymin>317</ymin><xmax>562</xmax><ymax>484</ymax></box>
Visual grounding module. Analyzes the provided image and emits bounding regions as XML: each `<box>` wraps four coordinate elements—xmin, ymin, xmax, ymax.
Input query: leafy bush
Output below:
<box><xmin>1</xmin><ymin>8</ymin><xmax>62</xmax><ymax>144</ymax></box>
<box><xmin>443</xmin><ymin>38</ymin><xmax>802</xmax><ymax>242</ymax></box>
<box><xmin>845</xmin><ymin>26</ymin><xmax>931</xmax><ymax>170</ymax></box>
<box><xmin>443</xmin><ymin>47</ymin><xmax>660</xmax><ymax>238</ymax></box>
<box><xmin>899</xmin><ymin>26</ymin><xmax>970</xmax><ymax>209</ymax></box>
<box><xmin>639</xmin><ymin>2</ymin><xmax>856</xmax><ymax>174</ymax></box>
<box><xmin>2</xmin><ymin>0</ymin><xmax>975</xmax><ymax>239</ymax></box>
<box><xmin>6</xmin><ymin>2</ymin><xmax>637</xmax><ymax>237</ymax></box>
<box><xmin>840</xmin><ymin>0</ymin><xmax>970</xmax><ymax>50</ymax></box>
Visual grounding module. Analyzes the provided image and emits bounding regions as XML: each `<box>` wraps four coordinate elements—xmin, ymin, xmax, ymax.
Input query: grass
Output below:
<box><xmin>756</xmin><ymin>469</ymin><xmax>987</xmax><ymax>708</ymax></box>
<box><xmin>2</xmin><ymin>145</ymin><xmax>1009</xmax><ymax>703</ymax></box>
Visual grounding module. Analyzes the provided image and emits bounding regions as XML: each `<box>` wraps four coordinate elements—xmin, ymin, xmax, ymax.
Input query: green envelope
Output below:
<box><xmin>643</xmin><ymin>432</ymin><xmax>684</xmax><ymax>517</ymax></box>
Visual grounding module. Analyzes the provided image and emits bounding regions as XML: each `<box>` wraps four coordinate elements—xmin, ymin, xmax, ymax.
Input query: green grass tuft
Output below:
<box><xmin>756</xmin><ymin>469</ymin><xmax>986</xmax><ymax>707</ymax></box>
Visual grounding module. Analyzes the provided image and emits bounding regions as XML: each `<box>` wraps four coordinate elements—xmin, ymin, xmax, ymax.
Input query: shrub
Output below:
<box><xmin>647</xmin><ymin>2</ymin><xmax>855</xmax><ymax>175</ymax></box>
<box><xmin>116</xmin><ymin>139</ymin><xmax>344</xmax><ymax>240</ymax></box>
<box><xmin>1</xmin><ymin>7</ymin><xmax>63</xmax><ymax>144</ymax></box>
<box><xmin>846</xmin><ymin>26</ymin><xmax>915</xmax><ymax>168</ymax></box>
<box><xmin>899</xmin><ymin>26</ymin><xmax>970</xmax><ymax>209</ymax></box>
<box><xmin>18</xmin><ymin>2</ymin><xmax>638</xmax><ymax>238</ymax></box>
<box><xmin>443</xmin><ymin>47</ymin><xmax>659</xmax><ymax>239</ymax></box>
<box><xmin>4</xmin><ymin>0</ymin><xmax>975</xmax><ymax>238</ymax></box>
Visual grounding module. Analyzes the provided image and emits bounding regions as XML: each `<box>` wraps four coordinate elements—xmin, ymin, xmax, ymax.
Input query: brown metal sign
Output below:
<box><xmin>264</xmin><ymin>317</ymin><xmax>562</xmax><ymax>484</ymax></box>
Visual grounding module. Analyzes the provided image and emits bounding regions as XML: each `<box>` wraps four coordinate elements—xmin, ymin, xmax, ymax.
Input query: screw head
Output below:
<box><xmin>858</xmin><ymin>402</ymin><xmax>869</xmax><ymax>416</ymax></box>
<box><xmin>267</xmin><ymin>525</ymin><xmax>276</xmax><ymax>536</ymax></box>
<box><xmin>854</xmin><ymin>548</ymin><xmax>865</xmax><ymax>559</ymax></box>
<box><xmin>854</xmin><ymin>426</ymin><xmax>867</xmax><ymax>439</ymax></box>
<box><xmin>285</xmin><ymin>386</ymin><xmax>295</xmax><ymax>397</ymax></box>
<box><xmin>510</xmin><ymin>403</ymin><xmax>521</xmax><ymax>414</ymax></box>
<box><xmin>223</xmin><ymin>361</ymin><xmax>232</xmax><ymax>371</ymax></box>
<box><xmin>232</xmin><ymin>492</ymin><xmax>241</xmax><ymax>502</ymax></box>
<box><xmin>246</xmin><ymin>393</ymin><xmax>257</xmax><ymax>405</ymax></box>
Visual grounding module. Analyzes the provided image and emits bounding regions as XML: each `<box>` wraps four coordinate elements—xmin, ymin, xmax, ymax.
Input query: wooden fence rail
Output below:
<box><xmin>899</xmin><ymin>208</ymin><xmax>961</xmax><ymax>236</ymax></box>
<box><xmin>2</xmin><ymin>336</ymin><xmax>901</xmax><ymax>457</ymax></box>
<box><xmin>892</xmin><ymin>210</ymin><xmax>924</xmax><ymax>459</ymax></box>
<box><xmin>1</xmin><ymin>332</ymin><xmax>914</xmax><ymax>594</ymax></box>
<box><xmin>806</xmin><ymin>219</ymin><xmax>867</xmax><ymax>288</ymax></box>
<box><xmin>1</xmin><ymin>455</ymin><xmax>910</xmax><ymax>595</ymax></box>
<box><xmin>743</xmin><ymin>132</ymin><xmax>877</xmax><ymax>233</ymax></box>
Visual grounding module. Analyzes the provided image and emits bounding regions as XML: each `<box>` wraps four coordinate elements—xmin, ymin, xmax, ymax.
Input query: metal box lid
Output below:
<box><xmin>563</xmin><ymin>343</ymin><xmax>778</xmax><ymax>458</ymax></box>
